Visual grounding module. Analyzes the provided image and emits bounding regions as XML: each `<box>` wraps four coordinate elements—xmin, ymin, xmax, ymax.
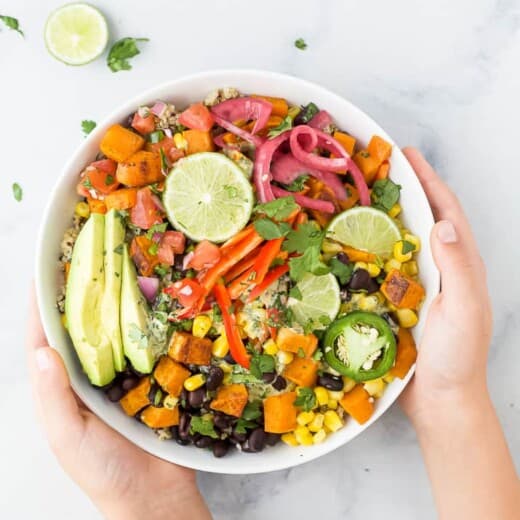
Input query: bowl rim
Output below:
<box><xmin>35</xmin><ymin>68</ymin><xmax>440</xmax><ymax>474</ymax></box>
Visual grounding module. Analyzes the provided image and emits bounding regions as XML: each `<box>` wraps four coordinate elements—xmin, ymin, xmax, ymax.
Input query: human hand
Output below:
<box><xmin>399</xmin><ymin>147</ymin><xmax>493</xmax><ymax>426</ymax></box>
<box><xmin>27</xmin><ymin>290</ymin><xmax>212</xmax><ymax>520</ymax></box>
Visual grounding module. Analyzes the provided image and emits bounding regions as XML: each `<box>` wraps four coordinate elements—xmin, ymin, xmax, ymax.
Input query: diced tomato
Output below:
<box><xmin>145</xmin><ymin>137</ymin><xmax>185</xmax><ymax>164</ymax></box>
<box><xmin>168</xmin><ymin>147</ymin><xmax>185</xmax><ymax>163</ymax></box>
<box><xmin>178</xmin><ymin>103</ymin><xmax>215</xmax><ymax>131</ymax></box>
<box><xmin>187</xmin><ymin>240</ymin><xmax>221</xmax><ymax>271</ymax></box>
<box><xmin>131</xmin><ymin>112</ymin><xmax>155</xmax><ymax>135</ymax></box>
<box><xmin>157</xmin><ymin>231</ymin><xmax>186</xmax><ymax>265</ymax></box>
<box><xmin>164</xmin><ymin>278</ymin><xmax>205</xmax><ymax>308</ymax></box>
<box><xmin>130</xmin><ymin>187</ymin><xmax>164</xmax><ymax>230</ymax></box>
<box><xmin>90</xmin><ymin>159</ymin><xmax>117</xmax><ymax>174</ymax></box>
<box><xmin>77</xmin><ymin>159</ymin><xmax>119</xmax><ymax>197</ymax></box>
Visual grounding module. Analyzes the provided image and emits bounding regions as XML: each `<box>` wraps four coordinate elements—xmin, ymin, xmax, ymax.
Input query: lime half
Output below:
<box><xmin>326</xmin><ymin>207</ymin><xmax>401</xmax><ymax>258</ymax></box>
<box><xmin>288</xmin><ymin>273</ymin><xmax>340</xmax><ymax>331</ymax></box>
<box><xmin>45</xmin><ymin>3</ymin><xmax>108</xmax><ymax>65</ymax></box>
<box><xmin>163</xmin><ymin>152</ymin><xmax>254</xmax><ymax>243</ymax></box>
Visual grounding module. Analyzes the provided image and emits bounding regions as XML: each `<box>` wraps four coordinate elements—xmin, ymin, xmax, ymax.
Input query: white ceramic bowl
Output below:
<box><xmin>35</xmin><ymin>70</ymin><xmax>439</xmax><ymax>474</ymax></box>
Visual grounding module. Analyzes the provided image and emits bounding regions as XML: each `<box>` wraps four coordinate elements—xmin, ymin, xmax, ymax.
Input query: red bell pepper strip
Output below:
<box><xmin>223</xmin><ymin>247</ymin><xmax>261</xmax><ymax>283</ymax></box>
<box><xmin>213</xmin><ymin>283</ymin><xmax>250</xmax><ymax>368</ymax></box>
<box><xmin>227</xmin><ymin>266</ymin><xmax>256</xmax><ymax>300</ymax></box>
<box><xmin>248</xmin><ymin>264</ymin><xmax>289</xmax><ymax>303</ymax></box>
<box><xmin>252</xmin><ymin>238</ymin><xmax>285</xmax><ymax>286</ymax></box>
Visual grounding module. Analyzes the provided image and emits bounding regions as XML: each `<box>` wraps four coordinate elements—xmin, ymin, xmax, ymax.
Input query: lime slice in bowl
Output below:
<box><xmin>163</xmin><ymin>152</ymin><xmax>254</xmax><ymax>243</ymax></box>
<box><xmin>44</xmin><ymin>3</ymin><xmax>108</xmax><ymax>65</ymax></box>
<box><xmin>326</xmin><ymin>207</ymin><xmax>401</xmax><ymax>259</ymax></box>
<box><xmin>288</xmin><ymin>273</ymin><xmax>340</xmax><ymax>331</ymax></box>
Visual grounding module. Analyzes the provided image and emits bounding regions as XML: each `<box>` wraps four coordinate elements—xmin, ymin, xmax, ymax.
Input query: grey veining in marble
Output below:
<box><xmin>1</xmin><ymin>1</ymin><xmax>518</xmax><ymax>519</ymax></box>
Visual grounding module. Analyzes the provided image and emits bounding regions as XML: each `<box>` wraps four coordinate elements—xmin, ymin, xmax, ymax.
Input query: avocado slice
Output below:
<box><xmin>65</xmin><ymin>213</ymin><xmax>116</xmax><ymax>386</ymax></box>
<box><xmin>120</xmin><ymin>244</ymin><xmax>156</xmax><ymax>373</ymax></box>
<box><xmin>101</xmin><ymin>210</ymin><xmax>126</xmax><ymax>372</ymax></box>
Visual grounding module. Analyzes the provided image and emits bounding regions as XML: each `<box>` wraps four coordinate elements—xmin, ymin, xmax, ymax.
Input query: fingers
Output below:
<box><xmin>27</xmin><ymin>284</ymin><xmax>48</xmax><ymax>351</ymax></box>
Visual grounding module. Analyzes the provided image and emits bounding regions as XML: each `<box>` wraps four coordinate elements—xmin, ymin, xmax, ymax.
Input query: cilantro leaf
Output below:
<box><xmin>371</xmin><ymin>179</ymin><xmax>401</xmax><ymax>212</ymax></box>
<box><xmin>254</xmin><ymin>196</ymin><xmax>299</xmax><ymax>220</ymax></box>
<box><xmin>295</xmin><ymin>38</ymin><xmax>307</xmax><ymax>50</ymax></box>
<box><xmin>241</xmin><ymin>400</ymin><xmax>262</xmax><ymax>421</ymax></box>
<box><xmin>107</xmin><ymin>37</ymin><xmax>149</xmax><ymax>72</ymax></box>
<box><xmin>294</xmin><ymin>102</ymin><xmax>319</xmax><ymax>125</ymax></box>
<box><xmin>267</xmin><ymin>116</ymin><xmax>293</xmax><ymax>138</ymax></box>
<box><xmin>295</xmin><ymin>387</ymin><xmax>317</xmax><ymax>411</ymax></box>
<box><xmin>81</xmin><ymin>120</ymin><xmax>96</xmax><ymax>136</ymax></box>
<box><xmin>189</xmin><ymin>416</ymin><xmax>219</xmax><ymax>439</ymax></box>
<box><xmin>283</xmin><ymin>222</ymin><xmax>325</xmax><ymax>254</ymax></box>
<box><xmin>253</xmin><ymin>218</ymin><xmax>291</xmax><ymax>240</ymax></box>
<box><xmin>249</xmin><ymin>353</ymin><xmax>276</xmax><ymax>380</ymax></box>
<box><xmin>284</xmin><ymin>175</ymin><xmax>309</xmax><ymax>192</ymax></box>
<box><xmin>0</xmin><ymin>15</ymin><xmax>23</xmax><ymax>36</ymax></box>
<box><xmin>401</xmin><ymin>240</ymin><xmax>415</xmax><ymax>254</ymax></box>
<box><xmin>329</xmin><ymin>256</ymin><xmax>353</xmax><ymax>285</ymax></box>
<box><xmin>146</xmin><ymin>222</ymin><xmax>168</xmax><ymax>240</ymax></box>
<box><xmin>12</xmin><ymin>182</ymin><xmax>22</xmax><ymax>202</ymax></box>
<box><xmin>235</xmin><ymin>418</ymin><xmax>258</xmax><ymax>434</ymax></box>
<box><xmin>288</xmin><ymin>248</ymin><xmax>330</xmax><ymax>282</ymax></box>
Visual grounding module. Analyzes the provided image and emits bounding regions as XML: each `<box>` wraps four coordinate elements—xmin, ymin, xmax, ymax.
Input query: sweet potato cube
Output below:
<box><xmin>120</xmin><ymin>377</ymin><xmax>151</xmax><ymax>416</ymax></box>
<box><xmin>100</xmin><ymin>124</ymin><xmax>145</xmax><ymax>163</ymax></box>
<box><xmin>141</xmin><ymin>405</ymin><xmax>180</xmax><ymax>428</ymax></box>
<box><xmin>381</xmin><ymin>269</ymin><xmax>425</xmax><ymax>310</ymax></box>
<box><xmin>210</xmin><ymin>384</ymin><xmax>248</xmax><ymax>417</ymax></box>
<box><xmin>333</xmin><ymin>130</ymin><xmax>356</xmax><ymax>157</ymax></box>
<box><xmin>130</xmin><ymin>235</ymin><xmax>161</xmax><ymax>277</ymax></box>
<box><xmin>339</xmin><ymin>385</ymin><xmax>374</xmax><ymax>424</ymax></box>
<box><xmin>154</xmin><ymin>356</ymin><xmax>190</xmax><ymax>397</ymax></box>
<box><xmin>276</xmin><ymin>328</ymin><xmax>318</xmax><ymax>358</ymax></box>
<box><xmin>367</xmin><ymin>135</ymin><xmax>392</xmax><ymax>164</ymax></box>
<box><xmin>168</xmin><ymin>331</ymin><xmax>213</xmax><ymax>366</ymax></box>
<box><xmin>263</xmin><ymin>392</ymin><xmax>298</xmax><ymax>433</ymax></box>
<box><xmin>389</xmin><ymin>328</ymin><xmax>418</xmax><ymax>379</ymax></box>
<box><xmin>183</xmin><ymin>130</ymin><xmax>215</xmax><ymax>155</ymax></box>
<box><xmin>353</xmin><ymin>150</ymin><xmax>380</xmax><ymax>184</ymax></box>
<box><xmin>283</xmin><ymin>357</ymin><xmax>319</xmax><ymax>388</ymax></box>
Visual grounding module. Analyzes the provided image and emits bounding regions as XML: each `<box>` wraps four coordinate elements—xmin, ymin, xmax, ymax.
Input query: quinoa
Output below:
<box><xmin>203</xmin><ymin>87</ymin><xmax>240</xmax><ymax>107</ymax></box>
<box><xmin>155</xmin><ymin>103</ymin><xmax>179</xmax><ymax>130</ymax></box>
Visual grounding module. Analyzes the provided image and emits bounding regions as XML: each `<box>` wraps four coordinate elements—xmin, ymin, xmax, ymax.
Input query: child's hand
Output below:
<box><xmin>27</xmin><ymin>290</ymin><xmax>211</xmax><ymax>520</ymax></box>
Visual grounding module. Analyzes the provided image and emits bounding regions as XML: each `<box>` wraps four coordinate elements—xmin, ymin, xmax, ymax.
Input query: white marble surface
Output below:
<box><xmin>1</xmin><ymin>0</ymin><xmax>519</xmax><ymax>518</ymax></box>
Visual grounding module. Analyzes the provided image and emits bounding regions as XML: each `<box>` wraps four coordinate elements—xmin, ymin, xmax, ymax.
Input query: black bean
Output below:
<box><xmin>121</xmin><ymin>376</ymin><xmax>139</xmax><ymax>392</ymax></box>
<box><xmin>176</xmin><ymin>437</ymin><xmax>191</xmax><ymax>446</ymax></box>
<box><xmin>170</xmin><ymin>426</ymin><xmax>180</xmax><ymax>440</ymax></box>
<box><xmin>272</xmin><ymin>376</ymin><xmax>287</xmax><ymax>391</ymax></box>
<box><xmin>195</xmin><ymin>436</ymin><xmax>214</xmax><ymax>449</ymax></box>
<box><xmin>213</xmin><ymin>440</ymin><xmax>230</xmax><ymax>458</ymax></box>
<box><xmin>336</xmin><ymin>252</ymin><xmax>350</xmax><ymax>265</ymax></box>
<box><xmin>231</xmin><ymin>430</ymin><xmax>248</xmax><ymax>443</ymax></box>
<box><xmin>224</xmin><ymin>352</ymin><xmax>237</xmax><ymax>364</ymax></box>
<box><xmin>265</xmin><ymin>433</ymin><xmax>280</xmax><ymax>446</ymax></box>
<box><xmin>262</xmin><ymin>371</ymin><xmax>277</xmax><ymax>384</ymax></box>
<box><xmin>318</xmin><ymin>373</ymin><xmax>344</xmax><ymax>391</ymax></box>
<box><xmin>188</xmin><ymin>387</ymin><xmax>206</xmax><ymax>408</ymax></box>
<box><xmin>179</xmin><ymin>388</ymin><xmax>189</xmax><ymax>407</ymax></box>
<box><xmin>206</xmin><ymin>366</ymin><xmax>224</xmax><ymax>391</ymax></box>
<box><xmin>179</xmin><ymin>413</ymin><xmax>191</xmax><ymax>439</ymax></box>
<box><xmin>245</xmin><ymin>428</ymin><xmax>266</xmax><ymax>453</ymax></box>
<box><xmin>106</xmin><ymin>384</ymin><xmax>125</xmax><ymax>402</ymax></box>
<box><xmin>214</xmin><ymin>414</ymin><xmax>232</xmax><ymax>431</ymax></box>
<box><xmin>347</xmin><ymin>269</ymin><xmax>379</xmax><ymax>294</ymax></box>
<box><xmin>189</xmin><ymin>433</ymin><xmax>202</xmax><ymax>443</ymax></box>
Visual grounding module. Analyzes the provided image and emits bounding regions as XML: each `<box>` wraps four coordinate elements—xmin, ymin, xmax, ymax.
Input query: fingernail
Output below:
<box><xmin>35</xmin><ymin>348</ymin><xmax>51</xmax><ymax>372</ymax></box>
<box><xmin>437</xmin><ymin>220</ymin><xmax>457</xmax><ymax>244</ymax></box>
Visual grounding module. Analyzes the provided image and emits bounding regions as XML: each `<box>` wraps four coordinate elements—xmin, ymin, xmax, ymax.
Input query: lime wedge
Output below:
<box><xmin>288</xmin><ymin>273</ymin><xmax>340</xmax><ymax>331</ymax></box>
<box><xmin>44</xmin><ymin>3</ymin><xmax>108</xmax><ymax>65</ymax></box>
<box><xmin>326</xmin><ymin>207</ymin><xmax>401</xmax><ymax>259</ymax></box>
<box><xmin>163</xmin><ymin>152</ymin><xmax>254</xmax><ymax>243</ymax></box>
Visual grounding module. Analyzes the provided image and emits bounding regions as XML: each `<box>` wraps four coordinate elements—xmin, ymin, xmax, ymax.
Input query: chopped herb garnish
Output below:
<box><xmin>254</xmin><ymin>196</ymin><xmax>299</xmax><ymax>221</ymax></box>
<box><xmin>153</xmin><ymin>388</ymin><xmax>163</xmax><ymax>406</ymax></box>
<box><xmin>81</xmin><ymin>120</ymin><xmax>97</xmax><ymax>136</ymax></box>
<box><xmin>253</xmin><ymin>218</ymin><xmax>291</xmax><ymax>240</ymax></box>
<box><xmin>295</xmin><ymin>102</ymin><xmax>319</xmax><ymax>125</ymax></box>
<box><xmin>82</xmin><ymin>178</ymin><xmax>93</xmax><ymax>189</ymax></box>
<box><xmin>241</xmin><ymin>400</ymin><xmax>262</xmax><ymax>421</ymax></box>
<box><xmin>0</xmin><ymin>15</ymin><xmax>23</xmax><ymax>36</ymax></box>
<box><xmin>107</xmin><ymin>37</ymin><xmax>149</xmax><ymax>72</ymax></box>
<box><xmin>267</xmin><ymin>115</ymin><xmax>293</xmax><ymax>138</ymax></box>
<box><xmin>294</xmin><ymin>38</ymin><xmax>307</xmax><ymax>50</ymax></box>
<box><xmin>289</xmin><ymin>248</ymin><xmax>330</xmax><ymax>282</ymax></box>
<box><xmin>295</xmin><ymin>387</ymin><xmax>316</xmax><ymax>411</ymax></box>
<box><xmin>105</xmin><ymin>174</ymin><xmax>115</xmax><ymax>186</ymax></box>
<box><xmin>12</xmin><ymin>182</ymin><xmax>22</xmax><ymax>202</ymax></box>
<box><xmin>113</xmin><ymin>244</ymin><xmax>124</xmax><ymax>255</ymax></box>
<box><xmin>189</xmin><ymin>416</ymin><xmax>219</xmax><ymax>439</ymax></box>
<box><xmin>154</xmin><ymin>264</ymin><xmax>170</xmax><ymax>277</ymax></box>
<box><xmin>297</xmin><ymin>347</ymin><xmax>306</xmax><ymax>358</ymax></box>
<box><xmin>371</xmin><ymin>179</ymin><xmax>401</xmax><ymax>212</ymax></box>
<box><xmin>401</xmin><ymin>240</ymin><xmax>416</xmax><ymax>255</ymax></box>
<box><xmin>284</xmin><ymin>175</ymin><xmax>309</xmax><ymax>192</ymax></box>
<box><xmin>148</xmin><ymin>242</ymin><xmax>158</xmax><ymax>256</ymax></box>
<box><xmin>148</xmin><ymin>130</ymin><xmax>164</xmax><ymax>144</ymax></box>
<box><xmin>283</xmin><ymin>222</ymin><xmax>324</xmax><ymax>254</ymax></box>
<box><xmin>329</xmin><ymin>256</ymin><xmax>353</xmax><ymax>285</ymax></box>
<box><xmin>235</xmin><ymin>418</ymin><xmax>258</xmax><ymax>434</ymax></box>
<box><xmin>159</xmin><ymin>148</ymin><xmax>169</xmax><ymax>174</ymax></box>
<box><xmin>146</xmin><ymin>222</ymin><xmax>168</xmax><ymax>240</ymax></box>
<box><xmin>249</xmin><ymin>353</ymin><xmax>276</xmax><ymax>380</ymax></box>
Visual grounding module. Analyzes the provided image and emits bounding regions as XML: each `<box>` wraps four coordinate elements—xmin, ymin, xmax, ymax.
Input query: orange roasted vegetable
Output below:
<box><xmin>104</xmin><ymin>188</ymin><xmax>138</xmax><ymax>211</ymax></box>
<box><xmin>353</xmin><ymin>150</ymin><xmax>380</xmax><ymax>184</ymax></box>
<box><xmin>168</xmin><ymin>331</ymin><xmax>213</xmax><ymax>366</ymax></box>
<box><xmin>252</xmin><ymin>95</ymin><xmax>289</xmax><ymax>117</ymax></box>
<box><xmin>210</xmin><ymin>384</ymin><xmax>248</xmax><ymax>417</ymax></box>
<box><xmin>130</xmin><ymin>235</ymin><xmax>161</xmax><ymax>277</ymax></box>
<box><xmin>341</xmin><ymin>245</ymin><xmax>376</xmax><ymax>263</ymax></box>
<box><xmin>153</xmin><ymin>357</ymin><xmax>191</xmax><ymax>397</ymax></box>
<box><xmin>183</xmin><ymin>130</ymin><xmax>215</xmax><ymax>155</ymax></box>
<box><xmin>389</xmin><ymin>328</ymin><xmax>418</xmax><ymax>379</ymax></box>
<box><xmin>263</xmin><ymin>392</ymin><xmax>298</xmax><ymax>433</ymax></box>
<box><xmin>141</xmin><ymin>405</ymin><xmax>180</xmax><ymax>428</ymax></box>
<box><xmin>119</xmin><ymin>377</ymin><xmax>151</xmax><ymax>416</ymax></box>
<box><xmin>339</xmin><ymin>385</ymin><xmax>374</xmax><ymax>424</ymax></box>
<box><xmin>87</xmin><ymin>198</ymin><xmax>107</xmax><ymax>214</ymax></box>
<box><xmin>116</xmin><ymin>150</ymin><xmax>163</xmax><ymax>187</ymax></box>
<box><xmin>276</xmin><ymin>328</ymin><xmax>318</xmax><ymax>358</ymax></box>
<box><xmin>100</xmin><ymin>124</ymin><xmax>145</xmax><ymax>162</ymax></box>
<box><xmin>283</xmin><ymin>357</ymin><xmax>319</xmax><ymax>388</ymax></box>
<box><xmin>333</xmin><ymin>130</ymin><xmax>356</xmax><ymax>157</ymax></box>
<box><xmin>374</xmin><ymin>161</ymin><xmax>390</xmax><ymax>181</ymax></box>
<box><xmin>381</xmin><ymin>269</ymin><xmax>425</xmax><ymax>310</ymax></box>
<box><xmin>367</xmin><ymin>135</ymin><xmax>392</xmax><ymax>164</ymax></box>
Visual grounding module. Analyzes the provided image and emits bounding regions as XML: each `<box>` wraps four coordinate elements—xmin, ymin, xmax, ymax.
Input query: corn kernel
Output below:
<box><xmin>74</xmin><ymin>201</ymin><xmax>90</xmax><ymax>219</ymax></box>
<box><xmin>174</xmin><ymin>132</ymin><xmax>188</xmax><ymax>150</ymax></box>
<box><xmin>402</xmin><ymin>261</ymin><xmax>418</xmax><ymax>277</ymax></box>
<box><xmin>277</xmin><ymin>350</ymin><xmax>294</xmax><ymax>365</ymax></box>
<box><xmin>183</xmin><ymin>374</ymin><xmax>206</xmax><ymax>391</ymax></box>
<box><xmin>396</xmin><ymin>308</ymin><xmax>418</xmax><ymax>328</ymax></box>
<box><xmin>327</xmin><ymin>399</ymin><xmax>338</xmax><ymax>410</ymax></box>
<box><xmin>281</xmin><ymin>433</ymin><xmax>299</xmax><ymax>447</ymax></box>
<box><xmin>308</xmin><ymin>413</ymin><xmax>325</xmax><ymax>432</ymax></box>
<box><xmin>297</xmin><ymin>411</ymin><xmax>315</xmax><ymax>426</ymax></box>
<box><xmin>212</xmin><ymin>335</ymin><xmax>229</xmax><ymax>358</ymax></box>
<box><xmin>388</xmin><ymin>203</ymin><xmax>401</xmax><ymax>218</ymax></box>
<box><xmin>363</xmin><ymin>378</ymin><xmax>386</xmax><ymax>398</ymax></box>
<box><xmin>393</xmin><ymin>241</ymin><xmax>413</xmax><ymax>263</ymax></box>
<box><xmin>328</xmin><ymin>390</ymin><xmax>344</xmax><ymax>401</ymax></box>
<box><xmin>324</xmin><ymin>410</ymin><xmax>343</xmax><ymax>432</ymax></box>
<box><xmin>383</xmin><ymin>374</ymin><xmax>395</xmax><ymax>384</ymax></box>
<box><xmin>313</xmin><ymin>429</ymin><xmax>327</xmax><ymax>444</ymax></box>
<box><xmin>61</xmin><ymin>313</ymin><xmax>68</xmax><ymax>329</ymax></box>
<box><xmin>263</xmin><ymin>339</ymin><xmax>279</xmax><ymax>356</ymax></box>
<box><xmin>192</xmin><ymin>315</ymin><xmax>212</xmax><ymax>338</ymax></box>
<box><xmin>287</xmin><ymin>105</ymin><xmax>301</xmax><ymax>121</ymax></box>
<box><xmin>218</xmin><ymin>361</ymin><xmax>233</xmax><ymax>373</ymax></box>
<box><xmin>314</xmin><ymin>386</ymin><xmax>329</xmax><ymax>406</ymax></box>
<box><xmin>321</xmin><ymin>239</ymin><xmax>343</xmax><ymax>254</ymax></box>
<box><xmin>359</xmin><ymin>294</ymin><xmax>380</xmax><ymax>312</ymax></box>
<box><xmin>354</xmin><ymin>261</ymin><xmax>368</xmax><ymax>271</ymax></box>
<box><xmin>294</xmin><ymin>425</ymin><xmax>314</xmax><ymax>446</ymax></box>
<box><xmin>366</xmin><ymin>263</ymin><xmax>381</xmax><ymax>277</ymax></box>
<box><xmin>404</xmin><ymin>233</ymin><xmax>421</xmax><ymax>252</ymax></box>
<box><xmin>384</xmin><ymin>258</ymin><xmax>402</xmax><ymax>273</ymax></box>
<box><xmin>342</xmin><ymin>376</ymin><xmax>356</xmax><ymax>393</ymax></box>
<box><xmin>163</xmin><ymin>395</ymin><xmax>179</xmax><ymax>409</ymax></box>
